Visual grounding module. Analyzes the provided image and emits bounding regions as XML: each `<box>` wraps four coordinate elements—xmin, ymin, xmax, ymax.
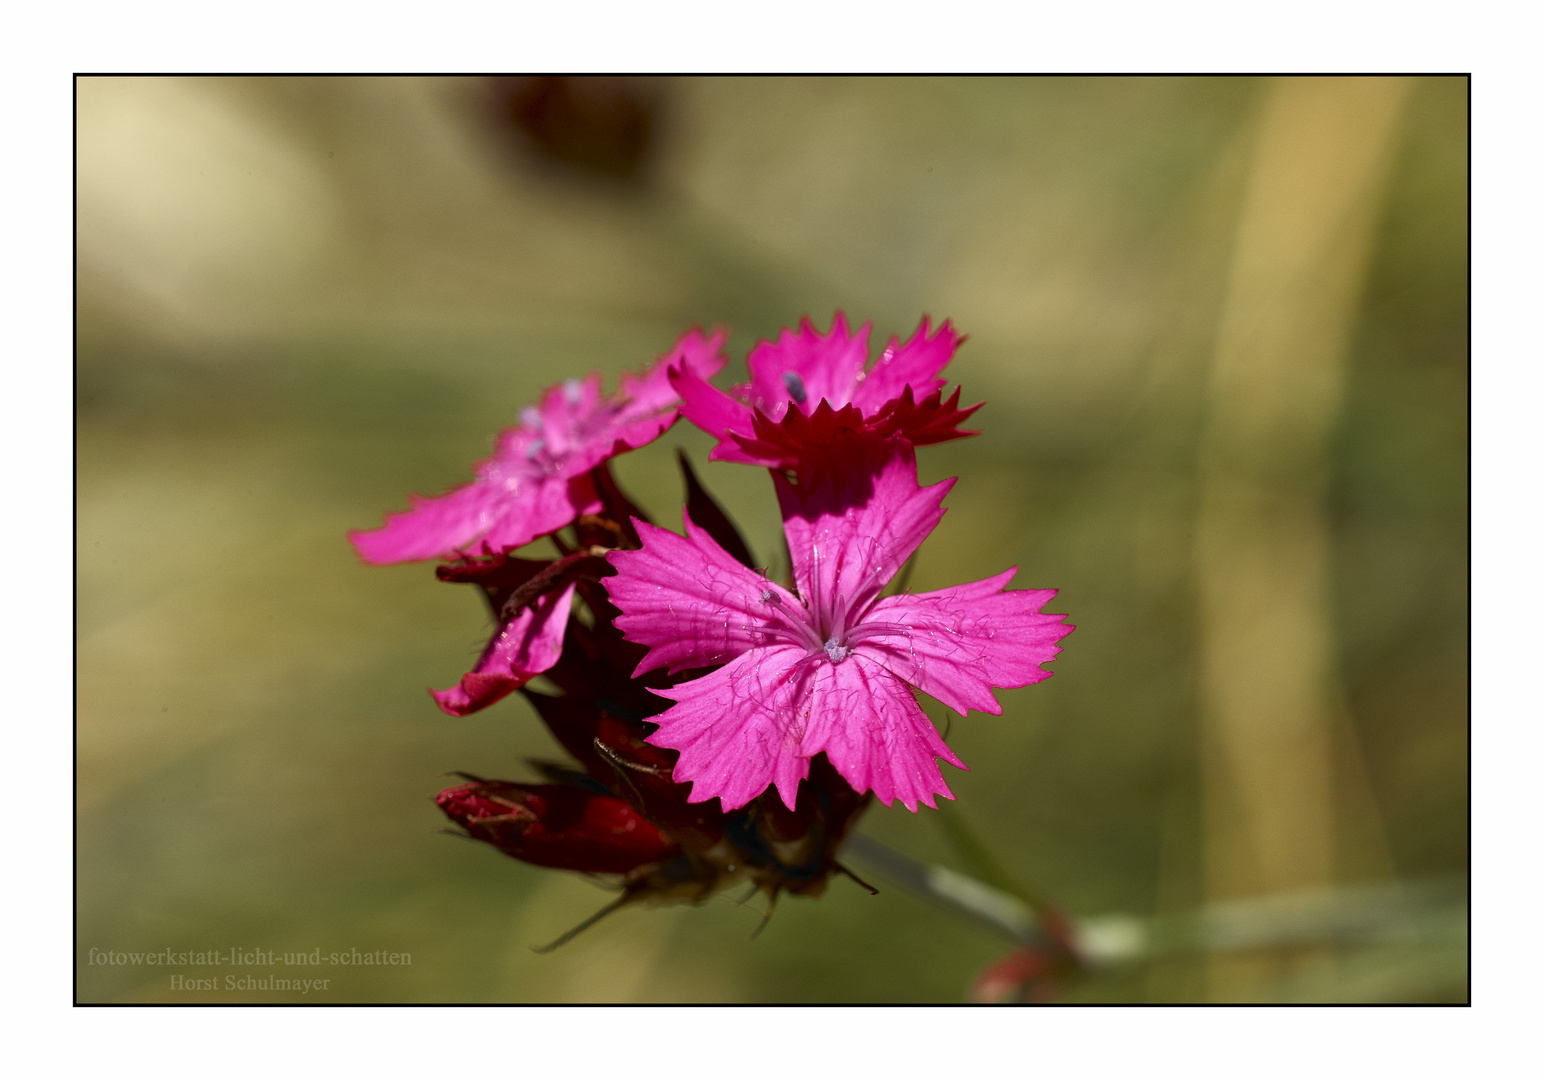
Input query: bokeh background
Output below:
<box><xmin>76</xmin><ymin>76</ymin><xmax>1467</xmax><ymax>1003</ymax></box>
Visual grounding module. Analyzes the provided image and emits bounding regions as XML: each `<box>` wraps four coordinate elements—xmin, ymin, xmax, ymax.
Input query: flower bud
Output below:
<box><xmin>437</xmin><ymin>780</ymin><xmax>678</xmax><ymax>875</ymax></box>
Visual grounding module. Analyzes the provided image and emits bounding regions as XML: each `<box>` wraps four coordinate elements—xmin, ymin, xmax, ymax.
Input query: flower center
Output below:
<box><xmin>782</xmin><ymin>372</ymin><xmax>808</xmax><ymax>405</ymax></box>
<box><xmin>823</xmin><ymin>636</ymin><xmax>850</xmax><ymax>664</ymax></box>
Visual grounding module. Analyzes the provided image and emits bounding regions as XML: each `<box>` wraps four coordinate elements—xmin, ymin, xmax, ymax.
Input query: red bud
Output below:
<box><xmin>437</xmin><ymin>780</ymin><xmax>678</xmax><ymax>875</ymax></box>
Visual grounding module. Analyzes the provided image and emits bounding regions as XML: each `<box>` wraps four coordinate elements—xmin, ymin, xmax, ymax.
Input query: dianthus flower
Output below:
<box><xmin>357</xmin><ymin>313</ymin><xmax>1075</xmax><ymax>951</ymax></box>
<box><xmin>606</xmin><ymin>436</ymin><xmax>1073</xmax><ymax>813</ymax></box>
<box><xmin>670</xmin><ymin>313</ymin><xmax>980</xmax><ymax>470</ymax></box>
<box><xmin>349</xmin><ymin>329</ymin><xmax>727</xmax><ymax>564</ymax></box>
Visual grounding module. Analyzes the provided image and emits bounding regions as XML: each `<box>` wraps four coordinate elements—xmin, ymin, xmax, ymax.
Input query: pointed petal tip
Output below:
<box><xmin>679</xmin><ymin>773</ymin><xmax>746</xmax><ymax>813</ymax></box>
<box><xmin>345</xmin><ymin>529</ymin><xmax>389</xmax><ymax>565</ymax></box>
<box><xmin>773</xmin><ymin>779</ymin><xmax>802</xmax><ymax>812</ymax></box>
<box><xmin>431</xmin><ymin>666</ymin><xmax>538</xmax><ymax>718</ymax></box>
<box><xmin>689</xmin><ymin>323</ymin><xmax>732</xmax><ymax>353</ymax></box>
<box><xmin>347</xmin><ymin>522</ymin><xmax>448</xmax><ymax>566</ymax></box>
<box><xmin>430</xmin><ymin>682</ymin><xmax>485</xmax><ymax>718</ymax></box>
<box><xmin>893</xmin><ymin>781</ymin><xmax>958</xmax><ymax>813</ymax></box>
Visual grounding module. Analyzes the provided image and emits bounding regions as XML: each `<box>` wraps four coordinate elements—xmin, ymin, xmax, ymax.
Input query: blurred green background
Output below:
<box><xmin>76</xmin><ymin>76</ymin><xmax>1467</xmax><ymax>1003</ymax></box>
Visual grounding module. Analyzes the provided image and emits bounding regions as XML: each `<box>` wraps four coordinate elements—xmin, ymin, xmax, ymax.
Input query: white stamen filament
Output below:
<box><xmin>743</xmin><ymin>593</ymin><xmax>825</xmax><ymax>653</ymax></box>
<box><xmin>845</xmin><ymin>621</ymin><xmax>914</xmax><ymax>645</ymax></box>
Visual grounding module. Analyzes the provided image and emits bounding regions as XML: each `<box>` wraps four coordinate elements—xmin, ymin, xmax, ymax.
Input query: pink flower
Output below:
<box><xmin>670</xmin><ymin>313</ymin><xmax>980</xmax><ymax>469</ymax></box>
<box><xmin>349</xmin><ymin>329</ymin><xmax>728</xmax><ymax>564</ymax></box>
<box><xmin>605</xmin><ymin>436</ymin><xmax>1072</xmax><ymax>812</ymax></box>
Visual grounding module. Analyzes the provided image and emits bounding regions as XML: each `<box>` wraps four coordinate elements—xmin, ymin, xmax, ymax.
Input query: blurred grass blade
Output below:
<box><xmin>846</xmin><ymin>832</ymin><xmax>1467</xmax><ymax>977</ymax></box>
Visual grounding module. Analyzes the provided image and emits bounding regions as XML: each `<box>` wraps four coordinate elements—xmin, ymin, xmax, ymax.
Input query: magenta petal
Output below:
<box><xmin>595</xmin><ymin>411</ymin><xmax>676</xmax><ymax>465</ymax></box>
<box><xmin>522</xmin><ymin>373</ymin><xmax>642</xmax><ymax>479</ymax></box>
<box><xmin>705</xmin><ymin>441</ymin><xmax>778</xmax><ymax>467</ymax></box>
<box><xmin>431</xmin><ymin>581</ymin><xmax>577</xmax><ymax>717</ymax></box>
<box><xmin>606</xmin><ymin>328</ymin><xmax>732</xmax><ymax>455</ymax></box>
<box><xmin>800</xmin><ymin>654</ymin><xmax>964</xmax><ymax>812</ymax></box>
<box><xmin>670</xmin><ymin>358</ymin><xmax>754</xmax><ymax>443</ymax></box>
<box><xmin>775</xmin><ymin>437</ymin><xmax>953</xmax><ymax>620</ymax></box>
<box><xmin>861</xmin><ymin>570</ymin><xmax>1074</xmax><ymax>716</ymax></box>
<box><xmin>350</xmin><ymin>481</ymin><xmax>514</xmax><ymax>565</ymax></box>
<box><xmin>851</xmin><ymin>316</ymin><xmax>960</xmax><ymax>413</ymax></box>
<box><xmin>353</xmin><ymin>330</ymin><xmax>727</xmax><ymax>564</ymax></box>
<box><xmin>606</xmin><ymin>513</ymin><xmax>801</xmax><ymax>676</ymax></box>
<box><xmin>534</xmin><ymin>374</ymin><xmax>605</xmax><ymax>457</ymax></box>
<box><xmin>622</xmin><ymin>327</ymin><xmax>730</xmax><ymax>415</ymax></box>
<box><xmin>646</xmin><ymin>646</ymin><xmax>815</xmax><ymax>811</ymax></box>
<box><xmin>745</xmin><ymin>313</ymin><xmax>871</xmax><ymax>416</ymax></box>
<box><xmin>474</xmin><ymin>475</ymin><xmax>593</xmax><ymax>556</ymax></box>
<box><xmin>351</xmin><ymin>426</ymin><xmax>589</xmax><ymax>565</ymax></box>
<box><xmin>662</xmin><ymin>315</ymin><xmax>972</xmax><ymax>469</ymax></box>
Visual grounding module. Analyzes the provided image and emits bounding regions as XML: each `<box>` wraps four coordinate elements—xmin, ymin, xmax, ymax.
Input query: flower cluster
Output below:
<box><xmin>353</xmin><ymin>315</ymin><xmax>1072</xmax><ymax>941</ymax></box>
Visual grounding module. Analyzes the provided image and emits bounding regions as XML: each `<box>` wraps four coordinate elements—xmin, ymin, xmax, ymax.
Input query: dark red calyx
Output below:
<box><xmin>437</xmin><ymin>780</ymin><xmax>678</xmax><ymax>874</ymax></box>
